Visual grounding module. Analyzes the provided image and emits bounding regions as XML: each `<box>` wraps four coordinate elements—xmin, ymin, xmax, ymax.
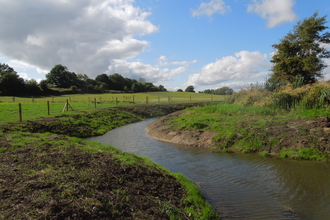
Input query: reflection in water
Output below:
<box><xmin>86</xmin><ymin>118</ymin><xmax>330</xmax><ymax>219</ymax></box>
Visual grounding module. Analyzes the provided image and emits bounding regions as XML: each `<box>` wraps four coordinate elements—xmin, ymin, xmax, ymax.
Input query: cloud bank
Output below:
<box><xmin>191</xmin><ymin>0</ymin><xmax>230</xmax><ymax>18</ymax></box>
<box><xmin>247</xmin><ymin>0</ymin><xmax>298</xmax><ymax>28</ymax></box>
<box><xmin>106</xmin><ymin>59</ymin><xmax>186</xmax><ymax>84</ymax></box>
<box><xmin>186</xmin><ymin>51</ymin><xmax>270</xmax><ymax>87</ymax></box>
<box><xmin>0</xmin><ymin>0</ymin><xmax>158</xmax><ymax>76</ymax></box>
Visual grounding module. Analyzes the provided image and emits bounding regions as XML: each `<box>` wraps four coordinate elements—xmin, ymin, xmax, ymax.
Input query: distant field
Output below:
<box><xmin>0</xmin><ymin>92</ymin><xmax>225</xmax><ymax>124</ymax></box>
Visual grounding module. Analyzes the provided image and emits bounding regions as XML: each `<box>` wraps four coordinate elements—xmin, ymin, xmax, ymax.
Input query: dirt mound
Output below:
<box><xmin>146</xmin><ymin>110</ymin><xmax>330</xmax><ymax>160</ymax></box>
<box><xmin>0</xmin><ymin>134</ymin><xmax>185</xmax><ymax>219</ymax></box>
<box><xmin>146</xmin><ymin>111</ymin><xmax>217</xmax><ymax>148</ymax></box>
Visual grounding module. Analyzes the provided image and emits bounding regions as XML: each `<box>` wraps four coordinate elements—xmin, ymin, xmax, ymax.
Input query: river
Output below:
<box><xmin>86</xmin><ymin>118</ymin><xmax>330</xmax><ymax>219</ymax></box>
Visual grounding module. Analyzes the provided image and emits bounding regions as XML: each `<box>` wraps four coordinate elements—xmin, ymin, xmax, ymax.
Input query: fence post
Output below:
<box><xmin>13</xmin><ymin>97</ymin><xmax>15</xmax><ymax>102</ymax></box>
<box><xmin>32</xmin><ymin>96</ymin><xmax>34</xmax><ymax>103</ymax></box>
<box><xmin>190</xmin><ymin>95</ymin><xmax>191</xmax><ymax>103</ymax></box>
<box><xmin>132</xmin><ymin>95</ymin><xmax>135</xmax><ymax>104</ymax></box>
<box><xmin>66</xmin><ymin>99</ymin><xmax>69</xmax><ymax>111</ymax></box>
<box><xmin>94</xmin><ymin>98</ymin><xmax>97</xmax><ymax>109</ymax></box>
<box><xmin>211</xmin><ymin>95</ymin><xmax>213</xmax><ymax>102</ymax></box>
<box><xmin>116</xmin><ymin>97</ymin><xmax>118</xmax><ymax>107</ymax></box>
<box><xmin>158</xmin><ymin>96</ymin><xmax>160</xmax><ymax>104</ymax></box>
<box><xmin>47</xmin><ymin>101</ymin><xmax>50</xmax><ymax>115</ymax></box>
<box><xmin>18</xmin><ymin>103</ymin><xmax>22</xmax><ymax>122</ymax></box>
<box><xmin>146</xmin><ymin>96</ymin><xmax>148</xmax><ymax>104</ymax></box>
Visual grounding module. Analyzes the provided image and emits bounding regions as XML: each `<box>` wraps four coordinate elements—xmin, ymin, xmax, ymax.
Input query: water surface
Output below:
<box><xmin>86</xmin><ymin>118</ymin><xmax>330</xmax><ymax>219</ymax></box>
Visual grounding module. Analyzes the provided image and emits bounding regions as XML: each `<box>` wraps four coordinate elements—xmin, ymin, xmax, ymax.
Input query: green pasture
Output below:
<box><xmin>0</xmin><ymin>92</ymin><xmax>225</xmax><ymax>124</ymax></box>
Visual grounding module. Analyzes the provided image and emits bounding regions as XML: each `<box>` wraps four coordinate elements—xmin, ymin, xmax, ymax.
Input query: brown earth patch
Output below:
<box><xmin>0</xmin><ymin>134</ymin><xmax>188</xmax><ymax>219</ymax></box>
<box><xmin>146</xmin><ymin>111</ymin><xmax>330</xmax><ymax>158</ymax></box>
<box><xmin>146</xmin><ymin>111</ymin><xmax>217</xmax><ymax>148</ymax></box>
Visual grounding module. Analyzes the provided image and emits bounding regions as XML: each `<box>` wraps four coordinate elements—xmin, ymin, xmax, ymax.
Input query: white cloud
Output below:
<box><xmin>247</xmin><ymin>0</ymin><xmax>298</xmax><ymax>28</ymax></box>
<box><xmin>157</xmin><ymin>55</ymin><xmax>197</xmax><ymax>67</ymax></box>
<box><xmin>0</xmin><ymin>0</ymin><xmax>158</xmax><ymax>77</ymax></box>
<box><xmin>322</xmin><ymin>59</ymin><xmax>330</xmax><ymax>80</ymax></box>
<box><xmin>106</xmin><ymin>59</ymin><xmax>186</xmax><ymax>84</ymax></box>
<box><xmin>191</xmin><ymin>0</ymin><xmax>230</xmax><ymax>18</ymax></box>
<box><xmin>185</xmin><ymin>51</ymin><xmax>270</xmax><ymax>87</ymax></box>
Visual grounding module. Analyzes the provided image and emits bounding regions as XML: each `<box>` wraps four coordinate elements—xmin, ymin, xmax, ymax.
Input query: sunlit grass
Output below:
<box><xmin>0</xmin><ymin>92</ymin><xmax>225</xmax><ymax>124</ymax></box>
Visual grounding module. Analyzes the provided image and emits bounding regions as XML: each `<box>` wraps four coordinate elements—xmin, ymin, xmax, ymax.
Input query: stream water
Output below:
<box><xmin>86</xmin><ymin>118</ymin><xmax>330</xmax><ymax>219</ymax></box>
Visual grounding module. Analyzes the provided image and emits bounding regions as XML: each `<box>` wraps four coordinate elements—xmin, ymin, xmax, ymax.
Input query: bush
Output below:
<box><xmin>301</xmin><ymin>84</ymin><xmax>330</xmax><ymax>109</ymax></box>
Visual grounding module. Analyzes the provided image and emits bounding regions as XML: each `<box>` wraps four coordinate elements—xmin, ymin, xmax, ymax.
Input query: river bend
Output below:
<box><xmin>86</xmin><ymin>118</ymin><xmax>330</xmax><ymax>219</ymax></box>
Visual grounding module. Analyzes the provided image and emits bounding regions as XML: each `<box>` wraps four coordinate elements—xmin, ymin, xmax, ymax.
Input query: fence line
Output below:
<box><xmin>3</xmin><ymin>95</ymin><xmax>224</xmax><ymax>123</ymax></box>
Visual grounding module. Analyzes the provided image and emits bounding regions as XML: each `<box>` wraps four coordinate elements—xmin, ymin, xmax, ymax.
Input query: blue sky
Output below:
<box><xmin>0</xmin><ymin>0</ymin><xmax>329</xmax><ymax>91</ymax></box>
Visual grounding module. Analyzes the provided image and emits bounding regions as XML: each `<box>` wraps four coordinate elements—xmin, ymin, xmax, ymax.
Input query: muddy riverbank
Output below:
<box><xmin>146</xmin><ymin>109</ymin><xmax>330</xmax><ymax>160</ymax></box>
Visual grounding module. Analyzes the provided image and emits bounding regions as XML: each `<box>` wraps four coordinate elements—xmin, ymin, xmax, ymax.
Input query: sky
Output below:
<box><xmin>0</xmin><ymin>0</ymin><xmax>329</xmax><ymax>92</ymax></box>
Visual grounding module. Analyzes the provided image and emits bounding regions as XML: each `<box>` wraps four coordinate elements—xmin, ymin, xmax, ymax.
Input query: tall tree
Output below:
<box><xmin>0</xmin><ymin>63</ymin><xmax>26</xmax><ymax>95</ymax></box>
<box><xmin>46</xmin><ymin>64</ymin><xmax>78</xmax><ymax>88</ymax></box>
<box><xmin>185</xmin><ymin>85</ymin><xmax>195</xmax><ymax>93</ymax></box>
<box><xmin>270</xmin><ymin>12</ymin><xmax>330</xmax><ymax>84</ymax></box>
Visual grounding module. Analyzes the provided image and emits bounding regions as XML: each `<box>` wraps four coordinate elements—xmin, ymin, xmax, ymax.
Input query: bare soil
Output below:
<box><xmin>147</xmin><ymin>111</ymin><xmax>217</xmax><ymax>148</ymax></box>
<box><xmin>147</xmin><ymin>110</ymin><xmax>330</xmax><ymax>158</ymax></box>
<box><xmin>0</xmin><ymin>103</ymin><xmax>219</xmax><ymax>220</ymax></box>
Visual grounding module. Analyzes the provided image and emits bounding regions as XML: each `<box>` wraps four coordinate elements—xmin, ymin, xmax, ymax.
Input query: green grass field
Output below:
<box><xmin>0</xmin><ymin>92</ymin><xmax>225</xmax><ymax>124</ymax></box>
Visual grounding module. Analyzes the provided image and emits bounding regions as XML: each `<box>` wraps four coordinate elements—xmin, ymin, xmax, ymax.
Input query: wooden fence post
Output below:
<box><xmin>132</xmin><ymin>95</ymin><xmax>135</xmax><ymax>104</ymax></box>
<box><xmin>13</xmin><ymin>97</ymin><xmax>15</xmax><ymax>102</ymax></box>
<box><xmin>94</xmin><ymin>98</ymin><xmax>97</xmax><ymax>109</ymax></box>
<box><xmin>116</xmin><ymin>97</ymin><xmax>118</xmax><ymax>107</ymax></box>
<box><xmin>158</xmin><ymin>96</ymin><xmax>160</xmax><ymax>104</ymax></box>
<box><xmin>66</xmin><ymin>99</ymin><xmax>69</xmax><ymax>111</ymax></box>
<box><xmin>18</xmin><ymin>103</ymin><xmax>22</xmax><ymax>122</ymax></box>
<box><xmin>190</xmin><ymin>95</ymin><xmax>191</xmax><ymax>103</ymax></box>
<box><xmin>47</xmin><ymin>101</ymin><xmax>50</xmax><ymax>115</ymax></box>
<box><xmin>146</xmin><ymin>97</ymin><xmax>148</xmax><ymax>104</ymax></box>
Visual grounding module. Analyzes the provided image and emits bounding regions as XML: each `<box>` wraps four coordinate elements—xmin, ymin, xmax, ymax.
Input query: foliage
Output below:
<box><xmin>0</xmin><ymin>63</ymin><xmax>26</xmax><ymax>95</ymax></box>
<box><xmin>270</xmin><ymin>12</ymin><xmax>330</xmax><ymax>84</ymax></box>
<box><xmin>202</xmin><ymin>86</ymin><xmax>234</xmax><ymax>95</ymax></box>
<box><xmin>185</xmin><ymin>85</ymin><xmax>195</xmax><ymax>93</ymax></box>
<box><xmin>300</xmin><ymin>84</ymin><xmax>330</xmax><ymax>109</ymax></box>
<box><xmin>0</xmin><ymin>63</ymin><xmax>168</xmax><ymax>97</ymax></box>
<box><xmin>46</xmin><ymin>64</ymin><xmax>79</xmax><ymax>88</ymax></box>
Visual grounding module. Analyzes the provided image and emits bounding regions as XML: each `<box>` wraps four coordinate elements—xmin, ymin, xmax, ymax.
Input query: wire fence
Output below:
<box><xmin>0</xmin><ymin>95</ymin><xmax>224</xmax><ymax>124</ymax></box>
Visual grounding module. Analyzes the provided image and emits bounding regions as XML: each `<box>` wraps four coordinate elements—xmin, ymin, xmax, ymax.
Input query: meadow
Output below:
<box><xmin>0</xmin><ymin>92</ymin><xmax>224</xmax><ymax>124</ymax></box>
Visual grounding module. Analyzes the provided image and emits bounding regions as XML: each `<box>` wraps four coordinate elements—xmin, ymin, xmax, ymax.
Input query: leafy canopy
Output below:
<box><xmin>270</xmin><ymin>12</ymin><xmax>330</xmax><ymax>84</ymax></box>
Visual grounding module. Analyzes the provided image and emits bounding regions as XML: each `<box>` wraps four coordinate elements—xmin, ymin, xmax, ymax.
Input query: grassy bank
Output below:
<box><xmin>166</xmin><ymin>104</ymin><xmax>330</xmax><ymax>161</ymax></box>
<box><xmin>0</xmin><ymin>103</ymin><xmax>219</xmax><ymax>219</ymax></box>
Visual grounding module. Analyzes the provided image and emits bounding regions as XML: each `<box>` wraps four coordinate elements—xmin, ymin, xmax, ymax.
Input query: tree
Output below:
<box><xmin>0</xmin><ymin>63</ymin><xmax>15</xmax><ymax>75</ymax></box>
<box><xmin>270</xmin><ymin>12</ymin><xmax>330</xmax><ymax>84</ymax></box>
<box><xmin>185</xmin><ymin>85</ymin><xmax>195</xmax><ymax>93</ymax></box>
<box><xmin>46</xmin><ymin>64</ymin><xmax>78</xmax><ymax>88</ymax></box>
<box><xmin>25</xmin><ymin>79</ymin><xmax>41</xmax><ymax>95</ymax></box>
<box><xmin>95</xmin><ymin>73</ymin><xmax>110</xmax><ymax>90</ymax></box>
<box><xmin>177</xmin><ymin>89</ymin><xmax>183</xmax><ymax>92</ymax></box>
<box><xmin>215</xmin><ymin>87</ymin><xmax>233</xmax><ymax>95</ymax></box>
<box><xmin>0</xmin><ymin>63</ymin><xmax>26</xmax><ymax>95</ymax></box>
<box><xmin>158</xmin><ymin>85</ymin><xmax>167</xmax><ymax>91</ymax></box>
<box><xmin>0</xmin><ymin>72</ymin><xmax>25</xmax><ymax>95</ymax></box>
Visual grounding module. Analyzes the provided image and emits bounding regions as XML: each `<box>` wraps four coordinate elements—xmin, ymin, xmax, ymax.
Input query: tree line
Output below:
<box><xmin>0</xmin><ymin>64</ymin><xmax>167</xmax><ymax>96</ymax></box>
